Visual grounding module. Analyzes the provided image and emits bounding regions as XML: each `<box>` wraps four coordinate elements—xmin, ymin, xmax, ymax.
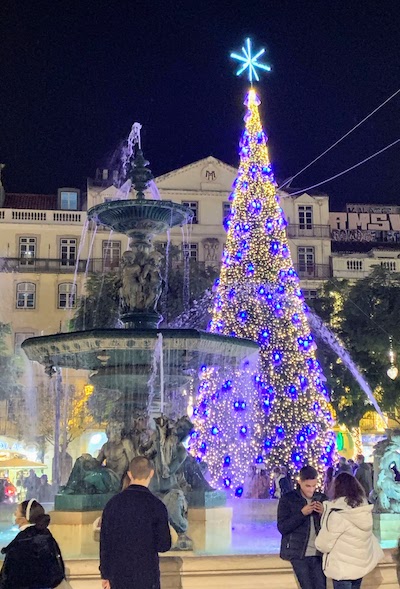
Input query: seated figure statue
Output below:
<box><xmin>97</xmin><ymin>420</ymin><xmax>134</xmax><ymax>484</ymax></box>
<box><xmin>59</xmin><ymin>454</ymin><xmax>120</xmax><ymax>495</ymax></box>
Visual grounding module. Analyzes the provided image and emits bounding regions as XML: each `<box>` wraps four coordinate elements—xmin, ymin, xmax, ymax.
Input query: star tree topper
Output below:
<box><xmin>231</xmin><ymin>38</ymin><xmax>271</xmax><ymax>83</ymax></box>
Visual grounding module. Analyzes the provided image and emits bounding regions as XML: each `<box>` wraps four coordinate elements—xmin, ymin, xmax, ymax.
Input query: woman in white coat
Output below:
<box><xmin>315</xmin><ymin>472</ymin><xmax>383</xmax><ymax>589</ymax></box>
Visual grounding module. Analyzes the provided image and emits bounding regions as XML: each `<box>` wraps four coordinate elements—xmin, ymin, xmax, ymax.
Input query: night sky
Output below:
<box><xmin>1</xmin><ymin>0</ymin><xmax>399</xmax><ymax>209</ymax></box>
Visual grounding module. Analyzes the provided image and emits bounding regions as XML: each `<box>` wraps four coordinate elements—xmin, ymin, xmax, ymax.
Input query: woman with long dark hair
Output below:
<box><xmin>315</xmin><ymin>472</ymin><xmax>383</xmax><ymax>589</ymax></box>
<box><xmin>0</xmin><ymin>499</ymin><xmax>67</xmax><ymax>589</ymax></box>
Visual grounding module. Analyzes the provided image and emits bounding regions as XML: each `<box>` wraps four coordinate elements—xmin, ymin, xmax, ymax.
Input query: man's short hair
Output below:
<box><xmin>128</xmin><ymin>456</ymin><xmax>154</xmax><ymax>480</ymax></box>
<box><xmin>299</xmin><ymin>465</ymin><xmax>318</xmax><ymax>481</ymax></box>
<box><xmin>356</xmin><ymin>454</ymin><xmax>365</xmax><ymax>463</ymax></box>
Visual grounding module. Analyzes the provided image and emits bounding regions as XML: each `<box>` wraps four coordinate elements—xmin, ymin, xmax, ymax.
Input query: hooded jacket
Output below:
<box><xmin>315</xmin><ymin>497</ymin><xmax>384</xmax><ymax>580</ymax></box>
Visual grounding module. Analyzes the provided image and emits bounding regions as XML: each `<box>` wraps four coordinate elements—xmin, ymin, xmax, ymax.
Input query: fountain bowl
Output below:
<box><xmin>87</xmin><ymin>199</ymin><xmax>193</xmax><ymax>237</ymax></box>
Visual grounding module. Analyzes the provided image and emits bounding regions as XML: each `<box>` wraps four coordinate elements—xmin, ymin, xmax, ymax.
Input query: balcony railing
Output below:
<box><xmin>287</xmin><ymin>224</ymin><xmax>330</xmax><ymax>238</ymax></box>
<box><xmin>294</xmin><ymin>263</ymin><xmax>331</xmax><ymax>279</ymax></box>
<box><xmin>0</xmin><ymin>209</ymin><xmax>83</xmax><ymax>224</ymax></box>
<box><xmin>0</xmin><ymin>257</ymin><xmax>332</xmax><ymax>280</ymax></box>
<box><xmin>0</xmin><ymin>258</ymin><xmax>120</xmax><ymax>273</ymax></box>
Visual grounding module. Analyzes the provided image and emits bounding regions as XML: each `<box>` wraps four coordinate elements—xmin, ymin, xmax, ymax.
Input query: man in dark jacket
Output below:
<box><xmin>355</xmin><ymin>454</ymin><xmax>373</xmax><ymax>497</ymax></box>
<box><xmin>100</xmin><ymin>456</ymin><xmax>171</xmax><ymax>589</ymax></box>
<box><xmin>277</xmin><ymin>465</ymin><xmax>327</xmax><ymax>589</ymax></box>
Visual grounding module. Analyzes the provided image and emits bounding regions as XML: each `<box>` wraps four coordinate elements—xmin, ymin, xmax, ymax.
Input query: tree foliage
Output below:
<box><xmin>310</xmin><ymin>266</ymin><xmax>400</xmax><ymax>425</ymax></box>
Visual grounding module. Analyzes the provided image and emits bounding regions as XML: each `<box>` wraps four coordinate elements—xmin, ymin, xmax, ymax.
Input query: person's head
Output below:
<box><xmin>127</xmin><ymin>456</ymin><xmax>154</xmax><ymax>487</ymax></box>
<box><xmin>298</xmin><ymin>466</ymin><xmax>318</xmax><ymax>499</ymax></box>
<box><xmin>325</xmin><ymin>466</ymin><xmax>334</xmax><ymax>480</ymax></box>
<box><xmin>40</xmin><ymin>474</ymin><xmax>48</xmax><ymax>485</ymax></box>
<box><xmin>356</xmin><ymin>454</ymin><xmax>365</xmax><ymax>465</ymax></box>
<box><xmin>272</xmin><ymin>466</ymin><xmax>281</xmax><ymax>476</ymax></box>
<box><xmin>14</xmin><ymin>499</ymin><xmax>50</xmax><ymax>530</ymax></box>
<box><xmin>332</xmin><ymin>472</ymin><xmax>365</xmax><ymax>507</ymax></box>
<box><xmin>338</xmin><ymin>456</ymin><xmax>347</xmax><ymax>465</ymax></box>
<box><xmin>280</xmin><ymin>466</ymin><xmax>288</xmax><ymax>476</ymax></box>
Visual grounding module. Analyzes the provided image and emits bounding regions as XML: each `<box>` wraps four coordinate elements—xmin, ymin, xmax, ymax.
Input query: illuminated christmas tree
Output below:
<box><xmin>191</xmin><ymin>364</ymin><xmax>264</xmax><ymax>497</ymax></box>
<box><xmin>205</xmin><ymin>87</ymin><xmax>335</xmax><ymax>475</ymax></box>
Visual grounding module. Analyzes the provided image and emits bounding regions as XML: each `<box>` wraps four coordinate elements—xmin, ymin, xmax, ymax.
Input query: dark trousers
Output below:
<box><xmin>291</xmin><ymin>556</ymin><xmax>326</xmax><ymax>589</ymax></box>
<box><xmin>333</xmin><ymin>580</ymin><xmax>362</xmax><ymax>589</ymax></box>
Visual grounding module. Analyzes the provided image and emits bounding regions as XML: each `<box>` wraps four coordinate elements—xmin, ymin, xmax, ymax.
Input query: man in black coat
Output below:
<box><xmin>277</xmin><ymin>465</ymin><xmax>327</xmax><ymax>589</ymax></box>
<box><xmin>100</xmin><ymin>456</ymin><xmax>172</xmax><ymax>589</ymax></box>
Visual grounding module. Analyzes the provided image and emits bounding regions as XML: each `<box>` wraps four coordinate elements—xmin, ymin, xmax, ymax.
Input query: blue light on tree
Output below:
<box><xmin>230</xmin><ymin>38</ymin><xmax>272</xmax><ymax>83</ymax></box>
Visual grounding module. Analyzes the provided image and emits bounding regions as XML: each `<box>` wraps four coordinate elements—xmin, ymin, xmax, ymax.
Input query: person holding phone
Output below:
<box><xmin>277</xmin><ymin>465</ymin><xmax>327</xmax><ymax>589</ymax></box>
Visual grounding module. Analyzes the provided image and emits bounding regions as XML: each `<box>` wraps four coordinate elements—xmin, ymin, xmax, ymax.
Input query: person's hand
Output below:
<box><xmin>301</xmin><ymin>502</ymin><xmax>315</xmax><ymax>516</ymax></box>
<box><xmin>313</xmin><ymin>501</ymin><xmax>323</xmax><ymax>514</ymax></box>
<box><xmin>101</xmin><ymin>580</ymin><xmax>111</xmax><ymax>589</ymax></box>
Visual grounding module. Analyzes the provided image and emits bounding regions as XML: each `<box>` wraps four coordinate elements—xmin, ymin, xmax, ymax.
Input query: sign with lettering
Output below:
<box><xmin>346</xmin><ymin>203</ymin><xmax>400</xmax><ymax>214</ymax></box>
<box><xmin>330</xmin><ymin>212</ymin><xmax>400</xmax><ymax>242</ymax></box>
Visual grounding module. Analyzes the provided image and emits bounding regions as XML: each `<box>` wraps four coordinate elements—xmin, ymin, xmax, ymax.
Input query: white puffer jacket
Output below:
<box><xmin>315</xmin><ymin>497</ymin><xmax>384</xmax><ymax>580</ymax></box>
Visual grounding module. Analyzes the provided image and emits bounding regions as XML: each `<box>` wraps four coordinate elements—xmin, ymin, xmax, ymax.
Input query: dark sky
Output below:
<box><xmin>0</xmin><ymin>0</ymin><xmax>399</xmax><ymax>209</ymax></box>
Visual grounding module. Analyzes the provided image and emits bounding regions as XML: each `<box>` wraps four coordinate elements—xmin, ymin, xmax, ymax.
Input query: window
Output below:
<box><xmin>182</xmin><ymin>243</ymin><xmax>198</xmax><ymax>261</ymax></box>
<box><xmin>346</xmin><ymin>260</ymin><xmax>363</xmax><ymax>271</ymax></box>
<box><xmin>60</xmin><ymin>238</ymin><xmax>77</xmax><ymax>266</ymax></box>
<box><xmin>298</xmin><ymin>205</ymin><xmax>313</xmax><ymax>229</ymax></box>
<box><xmin>58</xmin><ymin>283</ymin><xmax>77</xmax><ymax>309</ymax></box>
<box><xmin>19</xmin><ymin>237</ymin><xmax>36</xmax><ymax>265</ymax></box>
<box><xmin>182</xmin><ymin>201</ymin><xmax>198</xmax><ymax>224</ymax></box>
<box><xmin>14</xmin><ymin>332</ymin><xmax>35</xmax><ymax>354</ymax></box>
<box><xmin>222</xmin><ymin>202</ymin><xmax>231</xmax><ymax>222</ymax></box>
<box><xmin>297</xmin><ymin>246</ymin><xmax>315</xmax><ymax>274</ymax></box>
<box><xmin>302</xmin><ymin>289</ymin><xmax>318</xmax><ymax>300</ymax></box>
<box><xmin>16</xmin><ymin>283</ymin><xmax>36</xmax><ymax>309</ymax></box>
<box><xmin>103</xmin><ymin>240</ymin><xmax>121</xmax><ymax>270</ymax></box>
<box><xmin>381</xmin><ymin>261</ymin><xmax>396</xmax><ymax>271</ymax></box>
<box><xmin>60</xmin><ymin>191</ymin><xmax>78</xmax><ymax>210</ymax></box>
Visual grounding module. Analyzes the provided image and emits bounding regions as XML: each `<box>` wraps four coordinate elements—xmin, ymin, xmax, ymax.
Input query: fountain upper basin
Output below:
<box><xmin>21</xmin><ymin>329</ymin><xmax>258</xmax><ymax>394</ymax></box>
<box><xmin>87</xmin><ymin>199</ymin><xmax>193</xmax><ymax>236</ymax></box>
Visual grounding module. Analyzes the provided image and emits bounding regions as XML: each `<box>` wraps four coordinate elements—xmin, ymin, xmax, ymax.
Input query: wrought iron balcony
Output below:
<box><xmin>0</xmin><ymin>258</ymin><xmax>120</xmax><ymax>273</ymax></box>
<box><xmin>287</xmin><ymin>224</ymin><xmax>330</xmax><ymax>238</ymax></box>
<box><xmin>293</xmin><ymin>263</ymin><xmax>331</xmax><ymax>279</ymax></box>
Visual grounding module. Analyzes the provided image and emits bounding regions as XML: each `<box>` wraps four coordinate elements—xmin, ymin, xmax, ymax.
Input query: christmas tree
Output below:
<box><xmin>204</xmin><ymin>88</ymin><xmax>335</xmax><ymax>475</ymax></box>
<box><xmin>191</xmin><ymin>363</ymin><xmax>264</xmax><ymax>497</ymax></box>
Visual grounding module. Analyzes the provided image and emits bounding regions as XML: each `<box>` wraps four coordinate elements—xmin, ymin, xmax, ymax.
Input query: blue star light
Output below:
<box><xmin>231</xmin><ymin>38</ymin><xmax>271</xmax><ymax>83</ymax></box>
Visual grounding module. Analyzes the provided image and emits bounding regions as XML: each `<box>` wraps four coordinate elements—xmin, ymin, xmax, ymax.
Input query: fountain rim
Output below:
<box><xmin>21</xmin><ymin>328</ymin><xmax>259</xmax><ymax>369</ymax></box>
<box><xmin>22</xmin><ymin>328</ymin><xmax>258</xmax><ymax>351</ymax></box>
<box><xmin>87</xmin><ymin>198</ymin><xmax>194</xmax><ymax>229</ymax></box>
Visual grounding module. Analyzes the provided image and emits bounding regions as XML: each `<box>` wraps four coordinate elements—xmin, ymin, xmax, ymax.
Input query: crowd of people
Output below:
<box><xmin>15</xmin><ymin>470</ymin><xmax>54</xmax><ymax>503</ymax></box>
<box><xmin>0</xmin><ymin>454</ymin><xmax>395</xmax><ymax>589</ymax></box>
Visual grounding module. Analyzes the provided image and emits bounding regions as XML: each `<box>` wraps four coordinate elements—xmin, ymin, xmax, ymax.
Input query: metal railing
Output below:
<box><xmin>0</xmin><ymin>258</ymin><xmax>118</xmax><ymax>273</ymax></box>
<box><xmin>293</xmin><ymin>263</ymin><xmax>331</xmax><ymax>279</ymax></box>
<box><xmin>0</xmin><ymin>257</ymin><xmax>332</xmax><ymax>279</ymax></box>
<box><xmin>287</xmin><ymin>224</ymin><xmax>330</xmax><ymax>238</ymax></box>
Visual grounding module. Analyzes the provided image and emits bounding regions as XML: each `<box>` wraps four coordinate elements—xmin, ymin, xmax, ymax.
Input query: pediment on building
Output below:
<box><xmin>155</xmin><ymin>156</ymin><xmax>237</xmax><ymax>192</ymax></box>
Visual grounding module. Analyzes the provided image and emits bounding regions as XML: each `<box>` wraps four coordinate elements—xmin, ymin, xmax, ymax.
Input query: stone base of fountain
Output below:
<box><xmin>187</xmin><ymin>489</ymin><xmax>227</xmax><ymax>508</ymax></box>
<box><xmin>54</xmin><ymin>493</ymin><xmax>117</xmax><ymax>512</ymax></box>
<box><xmin>373</xmin><ymin>512</ymin><xmax>400</xmax><ymax>545</ymax></box>
<box><xmin>50</xmin><ymin>510</ymin><xmax>102</xmax><ymax>559</ymax></box>
<box><xmin>187</xmin><ymin>506</ymin><xmax>233</xmax><ymax>553</ymax></box>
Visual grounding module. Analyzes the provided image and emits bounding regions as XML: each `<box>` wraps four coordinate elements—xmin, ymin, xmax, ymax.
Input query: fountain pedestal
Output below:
<box><xmin>187</xmin><ymin>506</ymin><xmax>233</xmax><ymax>553</ymax></box>
<box><xmin>50</xmin><ymin>510</ymin><xmax>102</xmax><ymax>559</ymax></box>
<box><xmin>373</xmin><ymin>513</ymin><xmax>400</xmax><ymax>545</ymax></box>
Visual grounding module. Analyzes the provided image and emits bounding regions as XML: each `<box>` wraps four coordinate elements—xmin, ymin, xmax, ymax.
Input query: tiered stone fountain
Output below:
<box><xmin>22</xmin><ymin>133</ymin><xmax>258</xmax><ymax>557</ymax></box>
